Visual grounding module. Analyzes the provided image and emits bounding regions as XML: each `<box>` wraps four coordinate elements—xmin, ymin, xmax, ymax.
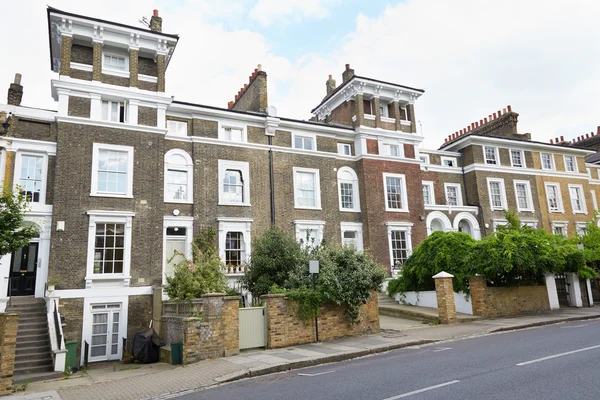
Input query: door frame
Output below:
<box><xmin>9</xmin><ymin>241</ymin><xmax>40</xmax><ymax>297</ymax></box>
<box><xmin>162</xmin><ymin>217</ymin><xmax>193</xmax><ymax>291</ymax></box>
<box><xmin>81</xmin><ymin>295</ymin><xmax>129</xmax><ymax>365</ymax></box>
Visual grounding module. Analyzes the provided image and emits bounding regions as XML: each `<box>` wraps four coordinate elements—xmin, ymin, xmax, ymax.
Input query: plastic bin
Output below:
<box><xmin>65</xmin><ymin>340</ymin><xmax>78</xmax><ymax>371</ymax></box>
<box><xmin>171</xmin><ymin>342</ymin><xmax>183</xmax><ymax>365</ymax></box>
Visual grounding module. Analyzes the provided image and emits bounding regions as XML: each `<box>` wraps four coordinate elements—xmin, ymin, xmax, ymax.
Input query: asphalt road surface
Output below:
<box><xmin>176</xmin><ymin>319</ymin><xmax>600</xmax><ymax>400</ymax></box>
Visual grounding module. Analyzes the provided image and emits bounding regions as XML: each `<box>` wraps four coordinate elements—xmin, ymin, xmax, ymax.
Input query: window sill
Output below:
<box><xmin>102</xmin><ymin>69</ymin><xmax>130</xmax><ymax>78</ymax></box>
<box><xmin>294</xmin><ymin>206</ymin><xmax>322</xmax><ymax>210</ymax></box>
<box><xmin>339</xmin><ymin>208</ymin><xmax>361</xmax><ymax>213</ymax></box>
<box><xmin>364</xmin><ymin>114</ymin><xmax>376</xmax><ymax>121</ymax></box>
<box><xmin>400</xmin><ymin>120</ymin><xmax>412</xmax><ymax>126</ymax></box>
<box><xmin>381</xmin><ymin>116</ymin><xmax>395</xmax><ymax>124</ymax></box>
<box><xmin>548</xmin><ymin>210</ymin><xmax>565</xmax><ymax>214</ymax></box>
<box><xmin>85</xmin><ymin>275</ymin><xmax>131</xmax><ymax>281</ymax></box>
<box><xmin>90</xmin><ymin>193</ymin><xmax>133</xmax><ymax>199</ymax></box>
<box><xmin>218</xmin><ymin>202</ymin><xmax>251</xmax><ymax>207</ymax></box>
<box><xmin>573</xmin><ymin>211</ymin><xmax>588</xmax><ymax>215</ymax></box>
<box><xmin>164</xmin><ymin>199</ymin><xmax>193</xmax><ymax>204</ymax></box>
<box><xmin>385</xmin><ymin>208</ymin><xmax>409</xmax><ymax>213</ymax></box>
<box><xmin>517</xmin><ymin>209</ymin><xmax>535</xmax><ymax>213</ymax></box>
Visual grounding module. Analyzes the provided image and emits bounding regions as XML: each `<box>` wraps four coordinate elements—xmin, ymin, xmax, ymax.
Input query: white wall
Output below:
<box><xmin>395</xmin><ymin>290</ymin><xmax>473</xmax><ymax>315</ymax></box>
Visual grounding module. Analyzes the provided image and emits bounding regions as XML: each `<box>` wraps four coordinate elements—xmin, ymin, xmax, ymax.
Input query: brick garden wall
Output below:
<box><xmin>469</xmin><ymin>276</ymin><xmax>550</xmax><ymax>318</ymax></box>
<box><xmin>0</xmin><ymin>313</ymin><xmax>18</xmax><ymax>395</ymax></box>
<box><xmin>262</xmin><ymin>292</ymin><xmax>379</xmax><ymax>349</ymax></box>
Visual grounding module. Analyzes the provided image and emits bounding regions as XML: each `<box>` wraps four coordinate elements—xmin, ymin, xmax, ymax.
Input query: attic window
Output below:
<box><xmin>102</xmin><ymin>51</ymin><xmax>129</xmax><ymax>76</ymax></box>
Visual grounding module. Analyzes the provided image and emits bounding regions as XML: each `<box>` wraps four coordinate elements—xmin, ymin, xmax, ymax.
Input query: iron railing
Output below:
<box><xmin>83</xmin><ymin>340</ymin><xmax>89</xmax><ymax>370</ymax></box>
<box><xmin>53</xmin><ymin>301</ymin><xmax>62</xmax><ymax>350</ymax></box>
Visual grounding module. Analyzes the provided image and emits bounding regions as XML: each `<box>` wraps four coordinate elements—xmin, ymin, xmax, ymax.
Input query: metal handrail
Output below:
<box><xmin>6</xmin><ymin>277</ymin><xmax>11</xmax><ymax>308</ymax></box>
<box><xmin>53</xmin><ymin>301</ymin><xmax>62</xmax><ymax>350</ymax></box>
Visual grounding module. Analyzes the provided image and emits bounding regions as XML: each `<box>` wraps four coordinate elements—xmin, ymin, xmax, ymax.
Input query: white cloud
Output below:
<box><xmin>249</xmin><ymin>0</ymin><xmax>339</xmax><ymax>27</ymax></box>
<box><xmin>1</xmin><ymin>0</ymin><xmax>599</xmax><ymax>150</ymax></box>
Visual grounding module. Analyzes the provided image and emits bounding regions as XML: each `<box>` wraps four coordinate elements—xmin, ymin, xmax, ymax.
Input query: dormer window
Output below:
<box><xmin>102</xmin><ymin>100</ymin><xmax>128</xmax><ymax>123</ymax></box>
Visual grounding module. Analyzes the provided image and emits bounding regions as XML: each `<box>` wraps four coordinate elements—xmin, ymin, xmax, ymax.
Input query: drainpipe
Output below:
<box><xmin>268</xmin><ymin>136</ymin><xmax>275</xmax><ymax>225</ymax></box>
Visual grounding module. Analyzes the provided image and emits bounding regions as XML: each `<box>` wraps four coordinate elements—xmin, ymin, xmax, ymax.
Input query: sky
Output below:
<box><xmin>1</xmin><ymin>0</ymin><xmax>599</xmax><ymax>148</ymax></box>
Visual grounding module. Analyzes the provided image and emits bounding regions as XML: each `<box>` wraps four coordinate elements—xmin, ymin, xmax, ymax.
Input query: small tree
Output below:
<box><xmin>0</xmin><ymin>190</ymin><xmax>39</xmax><ymax>256</ymax></box>
<box><xmin>164</xmin><ymin>227</ymin><xmax>228</xmax><ymax>300</ymax></box>
<box><xmin>579</xmin><ymin>215</ymin><xmax>600</xmax><ymax>273</ymax></box>
<box><xmin>387</xmin><ymin>231</ymin><xmax>476</xmax><ymax>296</ymax></box>
<box><xmin>239</xmin><ymin>227</ymin><xmax>306</xmax><ymax>298</ymax></box>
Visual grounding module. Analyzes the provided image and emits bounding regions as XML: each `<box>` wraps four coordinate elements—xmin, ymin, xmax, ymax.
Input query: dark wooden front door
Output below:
<box><xmin>9</xmin><ymin>243</ymin><xmax>39</xmax><ymax>296</ymax></box>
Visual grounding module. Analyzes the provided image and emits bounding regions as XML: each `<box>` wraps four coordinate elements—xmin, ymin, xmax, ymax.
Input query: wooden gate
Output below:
<box><xmin>554</xmin><ymin>274</ymin><xmax>570</xmax><ymax>306</ymax></box>
<box><xmin>239</xmin><ymin>306</ymin><xmax>267</xmax><ymax>350</ymax></box>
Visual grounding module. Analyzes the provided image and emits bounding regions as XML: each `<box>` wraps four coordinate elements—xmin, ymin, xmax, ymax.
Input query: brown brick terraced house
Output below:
<box><xmin>0</xmin><ymin>7</ymin><xmax>598</xmax><ymax>369</ymax></box>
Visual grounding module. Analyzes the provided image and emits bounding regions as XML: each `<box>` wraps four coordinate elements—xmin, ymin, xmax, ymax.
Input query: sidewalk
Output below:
<box><xmin>7</xmin><ymin>306</ymin><xmax>600</xmax><ymax>400</ymax></box>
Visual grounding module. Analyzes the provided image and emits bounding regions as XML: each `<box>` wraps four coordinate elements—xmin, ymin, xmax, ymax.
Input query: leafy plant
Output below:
<box><xmin>0</xmin><ymin>189</ymin><xmax>39</xmax><ymax>257</ymax></box>
<box><xmin>164</xmin><ymin>228</ymin><xmax>228</xmax><ymax>300</ymax></box>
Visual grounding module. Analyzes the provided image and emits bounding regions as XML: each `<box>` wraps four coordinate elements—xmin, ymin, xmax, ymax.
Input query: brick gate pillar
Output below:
<box><xmin>468</xmin><ymin>276</ymin><xmax>488</xmax><ymax>317</ymax></box>
<box><xmin>433</xmin><ymin>272</ymin><xmax>457</xmax><ymax>324</ymax></box>
<box><xmin>0</xmin><ymin>313</ymin><xmax>19</xmax><ymax>395</ymax></box>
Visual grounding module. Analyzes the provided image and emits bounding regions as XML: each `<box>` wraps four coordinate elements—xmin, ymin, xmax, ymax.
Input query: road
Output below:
<box><xmin>175</xmin><ymin>319</ymin><xmax>600</xmax><ymax>400</ymax></box>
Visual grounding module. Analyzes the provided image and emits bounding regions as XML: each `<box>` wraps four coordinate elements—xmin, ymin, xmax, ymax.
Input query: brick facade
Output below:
<box><xmin>0</xmin><ymin>313</ymin><xmax>18</xmax><ymax>395</ymax></box>
<box><xmin>262</xmin><ymin>292</ymin><xmax>379</xmax><ymax>349</ymax></box>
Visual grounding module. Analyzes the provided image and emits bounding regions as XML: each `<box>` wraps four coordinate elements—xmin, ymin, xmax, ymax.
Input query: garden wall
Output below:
<box><xmin>160</xmin><ymin>294</ymin><xmax>239</xmax><ymax>364</ymax></box>
<box><xmin>0</xmin><ymin>313</ymin><xmax>18</xmax><ymax>395</ymax></box>
<box><xmin>396</xmin><ymin>291</ymin><xmax>473</xmax><ymax>315</ymax></box>
<box><xmin>469</xmin><ymin>276</ymin><xmax>550</xmax><ymax>318</ymax></box>
<box><xmin>262</xmin><ymin>292</ymin><xmax>379</xmax><ymax>349</ymax></box>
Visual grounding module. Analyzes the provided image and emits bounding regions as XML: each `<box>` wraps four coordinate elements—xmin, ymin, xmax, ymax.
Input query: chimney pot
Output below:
<box><xmin>244</xmin><ymin>84</ymin><xmax>248</xmax><ymax>89</ymax></box>
<box><xmin>257</xmin><ymin>64</ymin><xmax>262</xmax><ymax>71</ymax></box>
<box><xmin>560</xmin><ymin>135</ymin><xmax>564</xmax><ymax>141</ymax></box>
<box><xmin>493</xmin><ymin>112</ymin><xmax>497</xmax><ymax>119</ymax></box>
<box><xmin>597</xmin><ymin>126</ymin><xmax>600</xmax><ymax>135</ymax></box>
<box><xmin>484</xmin><ymin>117</ymin><xmax>488</xmax><ymax>123</ymax></box>
<box><xmin>555</xmin><ymin>137</ymin><xmax>559</xmax><ymax>143</ymax></box>
<box><xmin>497</xmin><ymin>110</ymin><xmax>502</xmax><ymax>116</ymax></box>
<box><xmin>153</xmin><ymin>9</ymin><xmax>159</xmax><ymax>16</ymax></box>
<box><xmin>445</xmin><ymin>138</ymin><xmax>448</xmax><ymax>143</ymax></box>
<box><xmin>14</xmin><ymin>73</ymin><xmax>22</xmax><ymax>85</ymax></box>
<box><xmin>586</xmin><ymin>133</ymin><xmax>590</xmax><ymax>139</ymax></box>
<box><xmin>345</xmin><ymin>64</ymin><xmax>350</xmax><ymax>71</ymax></box>
<box><xmin>328</xmin><ymin>74</ymin><xmax>332</xmax><ymax>80</ymax></box>
<box><xmin>507</xmin><ymin>105</ymin><xmax>512</xmax><ymax>112</ymax></box>
<box><xmin>503</xmin><ymin>108</ymin><xmax>507</xmax><ymax>114</ymax></box>
<box><xmin>550</xmin><ymin>139</ymin><xmax>554</xmax><ymax>144</ymax></box>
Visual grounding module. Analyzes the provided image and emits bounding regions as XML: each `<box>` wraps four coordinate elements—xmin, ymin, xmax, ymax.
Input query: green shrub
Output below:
<box><xmin>387</xmin><ymin>231</ymin><xmax>476</xmax><ymax>296</ymax></box>
<box><xmin>164</xmin><ymin>228</ymin><xmax>228</xmax><ymax>300</ymax></box>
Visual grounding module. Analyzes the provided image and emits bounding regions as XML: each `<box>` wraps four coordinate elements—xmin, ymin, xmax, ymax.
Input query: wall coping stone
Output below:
<box><xmin>201</xmin><ymin>293</ymin><xmax>227</xmax><ymax>298</ymax></box>
<box><xmin>223</xmin><ymin>296</ymin><xmax>241</xmax><ymax>301</ymax></box>
<box><xmin>433</xmin><ymin>271</ymin><xmax>454</xmax><ymax>279</ymax></box>
<box><xmin>260</xmin><ymin>294</ymin><xmax>286</xmax><ymax>299</ymax></box>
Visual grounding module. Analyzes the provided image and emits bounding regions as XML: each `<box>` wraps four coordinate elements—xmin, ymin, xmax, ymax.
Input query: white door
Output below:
<box><xmin>90</xmin><ymin>303</ymin><xmax>122</xmax><ymax>362</ymax></box>
<box><xmin>239</xmin><ymin>307</ymin><xmax>267</xmax><ymax>349</ymax></box>
<box><xmin>165</xmin><ymin>238</ymin><xmax>186</xmax><ymax>279</ymax></box>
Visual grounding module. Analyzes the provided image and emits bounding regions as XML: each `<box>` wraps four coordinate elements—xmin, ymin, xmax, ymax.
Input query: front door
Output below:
<box><xmin>90</xmin><ymin>303</ymin><xmax>122</xmax><ymax>362</ymax></box>
<box><xmin>9</xmin><ymin>243</ymin><xmax>39</xmax><ymax>297</ymax></box>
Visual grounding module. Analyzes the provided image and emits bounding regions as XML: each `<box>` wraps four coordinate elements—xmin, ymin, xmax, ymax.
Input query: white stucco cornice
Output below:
<box><xmin>442</xmin><ymin>135</ymin><xmax>595</xmax><ymax>156</ymax></box>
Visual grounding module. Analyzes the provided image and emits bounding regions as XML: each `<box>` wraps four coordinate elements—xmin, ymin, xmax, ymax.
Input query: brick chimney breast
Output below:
<box><xmin>326</xmin><ymin>74</ymin><xmax>336</xmax><ymax>96</ymax></box>
<box><xmin>342</xmin><ymin>63</ymin><xmax>355</xmax><ymax>83</ymax></box>
<box><xmin>7</xmin><ymin>73</ymin><xmax>23</xmax><ymax>106</ymax></box>
<box><xmin>150</xmin><ymin>10</ymin><xmax>162</xmax><ymax>32</ymax></box>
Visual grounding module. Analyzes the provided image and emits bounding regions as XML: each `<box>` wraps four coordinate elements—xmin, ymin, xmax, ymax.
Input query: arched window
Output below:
<box><xmin>425</xmin><ymin>211</ymin><xmax>452</xmax><ymax>236</ymax></box>
<box><xmin>337</xmin><ymin>167</ymin><xmax>360</xmax><ymax>212</ymax></box>
<box><xmin>164</xmin><ymin>149</ymin><xmax>193</xmax><ymax>203</ymax></box>
<box><xmin>452</xmin><ymin>212</ymin><xmax>481</xmax><ymax>240</ymax></box>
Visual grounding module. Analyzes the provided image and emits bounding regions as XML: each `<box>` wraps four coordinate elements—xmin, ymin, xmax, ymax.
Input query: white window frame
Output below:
<box><xmin>218</xmin><ymin>160</ymin><xmax>251</xmax><ymax>206</ymax></box>
<box><xmin>217</xmin><ymin>218</ymin><xmax>252</xmax><ymax>273</ymax></box>
<box><xmin>419</xmin><ymin>154</ymin><xmax>430</xmax><ymax>164</ymax></box>
<box><xmin>487</xmin><ymin>178</ymin><xmax>507</xmax><ymax>210</ymax></box>
<box><xmin>337</xmin><ymin>167</ymin><xmax>360</xmax><ymax>212</ymax></box>
<box><xmin>383</xmin><ymin>173</ymin><xmax>409</xmax><ymax>212</ymax></box>
<box><xmin>292</xmin><ymin>132</ymin><xmax>316</xmax><ymax>151</ymax></box>
<box><xmin>294</xmin><ymin>220</ymin><xmax>325</xmax><ymax>249</ymax></box>
<box><xmin>102</xmin><ymin>50</ymin><xmax>129</xmax><ymax>77</ymax></box>
<box><xmin>164</xmin><ymin>149</ymin><xmax>193</xmax><ymax>204</ymax></box>
<box><xmin>166</xmin><ymin>120</ymin><xmax>188</xmax><ymax>138</ymax></box>
<box><xmin>0</xmin><ymin>150</ymin><xmax>5</xmax><ymax>187</ymax></box>
<box><xmin>340</xmin><ymin>222</ymin><xmax>363</xmax><ymax>252</ymax></box>
<box><xmin>14</xmin><ymin>151</ymin><xmax>48</xmax><ymax>208</ymax></box>
<box><xmin>219</xmin><ymin>124</ymin><xmax>247</xmax><ymax>143</ymax></box>
<box><xmin>379</xmin><ymin>102</ymin><xmax>389</xmax><ymax>118</ymax></box>
<box><xmin>162</xmin><ymin>216</ymin><xmax>194</xmax><ymax>287</ymax></box>
<box><xmin>293</xmin><ymin>167</ymin><xmax>321</xmax><ymax>210</ymax></box>
<box><xmin>551</xmin><ymin>221</ymin><xmax>568</xmax><ymax>236</ymax></box>
<box><xmin>85</xmin><ymin>210</ymin><xmax>135</xmax><ymax>286</ymax></box>
<box><xmin>484</xmin><ymin>146</ymin><xmax>499</xmax><ymax>165</ymax></box>
<box><xmin>101</xmin><ymin>99</ymin><xmax>128</xmax><ymax>123</ymax></box>
<box><xmin>545</xmin><ymin>182</ymin><xmax>564</xmax><ymax>213</ymax></box>
<box><xmin>563</xmin><ymin>155</ymin><xmax>577</xmax><ymax>173</ymax></box>
<box><xmin>541</xmin><ymin>153</ymin><xmax>554</xmax><ymax>170</ymax></box>
<box><xmin>379</xmin><ymin>141</ymin><xmax>404</xmax><ymax>158</ymax></box>
<box><xmin>575</xmin><ymin>222</ymin><xmax>588</xmax><ymax>236</ymax></box>
<box><xmin>81</xmin><ymin>296</ymin><xmax>128</xmax><ymax>365</ymax></box>
<box><xmin>90</xmin><ymin>143</ymin><xmax>134</xmax><ymax>198</ymax></box>
<box><xmin>591</xmin><ymin>190</ymin><xmax>598</xmax><ymax>211</ymax></box>
<box><xmin>386</xmin><ymin>222</ymin><xmax>413</xmax><ymax>270</ymax></box>
<box><xmin>422</xmin><ymin>181</ymin><xmax>435</xmax><ymax>206</ymax></box>
<box><xmin>444</xmin><ymin>183</ymin><xmax>463</xmax><ymax>206</ymax></box>
<box><xmin>441</xmin><ymin>156</ymin><xmax>457</xmax><ymax>167</ymax></box>
<box><xmin>568</xmin><ymin>184</ymin><xmax>587</xmax><ymax>214</ymax></box>
<box><xmin>510</xmin><ymin>149</ymin><xmax>525</xmax><ymax>168</ymax></box>
<box><xmin>337</xmin><ymin>143</ymin><xmax>352</xmax><ymax>156</ymax></box>
<box><xmin>513</xmin><ymin>180</ymin><xmax>534</xmax><ymax>212</ymax></box>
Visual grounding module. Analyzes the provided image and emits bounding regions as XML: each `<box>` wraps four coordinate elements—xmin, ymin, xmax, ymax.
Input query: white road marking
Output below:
<box><xmin>516</xmin><ymin>344</ymin><xmax>600</xmax><ymax>366</ymax></box>
<box><xmin>560</xmin><ymin>324</ymin><xmax>588</xmax><ymax>329</ymax></box>
<box><xmin>433</xmin><ymin>347</ymin><xmax>452</xmax><ymax>352</ymax></box>
<box><xmin>298</xmin><ymin>370</ymin><xmax>335</xmax><ymax>377</ymax></box>
<box><xmin>381</xmin><ymin>380</ymin><xmax>460</xmax><ymax>399</ymax></box>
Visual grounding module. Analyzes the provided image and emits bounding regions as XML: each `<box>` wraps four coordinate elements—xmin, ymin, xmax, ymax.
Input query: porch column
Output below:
<box><xmin>567</xmin><ymin>273</ymin><xmax>583</xmax><ymax>307</ymax></box>
<box><xmin>544</xmin><ymin>273</ymin><xmax>560</xmax><ymax>310</ymax></box>
<box><xmin>433</xmin><ymin>271</ymin><xmax>456</xmax><ymax>324</ymax></box>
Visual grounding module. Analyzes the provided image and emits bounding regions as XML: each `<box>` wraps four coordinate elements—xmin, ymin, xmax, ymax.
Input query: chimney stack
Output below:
<box><xmin>150</xmin><ymin>9</ymin><xmax>162</xmax><ymax>33</ymax></box>
<box><xmin>326</xmin><ymin>74</ymin><xmax>336</xmax><ymax>96</ymax></box>
<box><xmin>342</xmin><ymin>63</ymin><xmax>355</xmax><ymax>83</ymax></box>
<box><xmin>7</xmin><ymin>73</ymin><xmax>23</xmax><ymax>106</ymax></box>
